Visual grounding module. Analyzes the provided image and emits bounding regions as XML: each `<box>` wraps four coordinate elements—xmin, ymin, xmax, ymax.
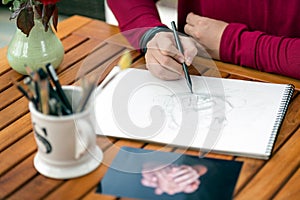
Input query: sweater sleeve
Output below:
<box><xmin>220</xmin><ymin>23</ymin><xmax>300</xmax><ymax>79</ymax></box>
<box><xmin>107</xmin><ymin>0</ymin><xmax>166</xmax><ymax>49</ymax></box>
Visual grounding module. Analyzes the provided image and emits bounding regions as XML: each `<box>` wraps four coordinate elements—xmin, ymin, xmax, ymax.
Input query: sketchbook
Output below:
<box><xmin>94</xmin><ymin>67</ymin><xmax>294</xmax><ymax>159</ymax></box>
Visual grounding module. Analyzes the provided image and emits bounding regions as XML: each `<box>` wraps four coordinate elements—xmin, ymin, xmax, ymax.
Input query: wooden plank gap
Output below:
<box><xmin>273</xmin><ymin>166</ymin><xmax>300</xmax><ymax>200</ymax></box>
<box><xmin>0</xmin><ymin>154</ymin><xmax>37</xmax><ymax>199</ymax></box>
<box><xmin>269</xmin><ymin>163</ymin><xmax>300</xmax><ymax>199</ymax></box>
<box><xmin>63</xmin><ymin>37</ymin><xmax>89</xmax><ymax>54</ymax></box>
<box><xmin>0</xmin><ymin>97</ymin><xmax>30</xmax><ymax>130</ymax></box>
<box><xmin>234</xmin><ymin>128</ymin><xmax>300</xmax><ymax>199</ymax></box>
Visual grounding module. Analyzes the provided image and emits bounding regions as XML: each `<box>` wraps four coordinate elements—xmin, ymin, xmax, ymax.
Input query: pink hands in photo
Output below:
<box><xmin>141</xmin><ymin>164</ymin><xmax>208</xmax><ymax>195</ymax></box>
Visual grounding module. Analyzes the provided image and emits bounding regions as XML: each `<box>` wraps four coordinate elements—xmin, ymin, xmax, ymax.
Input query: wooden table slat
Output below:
<box><xmin>233</xmin><ymin>157</ymin><xmax>265</xmax><ymax>195</ymax></box>
<box><xmin>217</xmin><ymin>62</ymin><xmax>300</xmax><ymax>90</ymax></box>
<box><xmin>273</xmin><ymin>167</ymin><xmax>300</xmax><ymax>200</ymax></box>
<box><xmin>83</xmin><ymin>191</ymin><xmax>117</xmax><ymax>200</ymax></box>
<box><xmin>44</xmin><ymin>140</ymin><xmax>145</xmax><ymax>200</ymax></box>
<box><xmin>0</xmin><ymin>154</ymin><xmax>37</xmax><ymax>199</ymax></box>
<box><xmin>0</xmin><ymin>68</ymin><xmax>24</xmax><ymax>92</ymax></box>
<box><xmin>0</xmin><ymin>133</ymin><xmax>36</xmax><ymax>176</ymax></box>
<box><xmin>7</xmin><ymin>137</ymin><xmax>117</xmax><ymax>200</ymax></box>
<box><xmin>57</xmin><ymin>44</ymin><xmax>127</xmax><ymax>89</ymax></box>
<box><xmin>71</xmin><ymin>19</ymin><xmax>133</xmax><ymax>51</ymax></box>
<box><xmin>56</xmin><ymin>15</ymin><xmax>92</xmax><ymax>40</ymax></box>
<box><xmin>235</xmin><ymin>128</ymin><xmax>300</xmax><ymax>199</ymax></box>
<box><xmin>0</xmin><ymin>83</ymin><xmax>24</xmax><ymax>111</ymax></box>
<box><xmin>73</xmin><ymin>20</ymin><xmax>120</xmax><ymax>39</ymax></box>
<box><xmin>0</xmin><ymin>47</ymin><xmax>9</xmax><ymax>74</ymax></box>
<box><xmin>143</xmin><ymin>143</ymin><xmax>175</xmax><ymax>152</ymax></box>
<box><xmin>7</xmin><ymin>172</ymin><xmax>63</xmax><ymax>200</ymax></box>
<box><xmin>193</xmin><ymin>56</ymin><xmax>300</xmax><ymax>90</ymax></box>
<box><xmin>233</xmin><ymin>94</ymin><xmax>300</xmax><ymax>194</ymax></box>
<box><xmin>0</xmin><ymin>113</ymin><xmax>32</xmax><ymax>152</ymax></box>
<box><xmin>61</xmin><ymin>34</ymin><xmax>89</xmax><ymax>53</ymax></box>
<box><xmin>56</xmin><ymin>38</ymin><xmax>103</xmax><ymax>74</ymax></box>
<box><xmin>0</xmin><ymin>97</ymin><xmax>30</xmax><ymax>130</ymax></box>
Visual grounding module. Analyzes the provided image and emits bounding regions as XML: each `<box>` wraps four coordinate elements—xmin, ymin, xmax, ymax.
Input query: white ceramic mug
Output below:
<box><xmin>29</xmin><ymin>86</ymin><xmax>103</xmax><ymax>179</ymax></box>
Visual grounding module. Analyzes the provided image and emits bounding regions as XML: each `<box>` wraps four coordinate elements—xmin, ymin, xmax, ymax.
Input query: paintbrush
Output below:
<box><xmin>76</xmin><ymin>76</ymin><xmax>97</xmax><ymax>113</ymax></box>
<box><xmin>11</xmin><ymin>79</ymin><xmax>35</xmax><ymax>102</ymax></box>
<box><xmin>75</xmin><ymin>50</ymin><xmax>132</xmax><ymax>113</ymax></box>
<box><xmin>100</xmin><ymin>50</ymin><xmax>132</xmax><ymax>89</ymax></box>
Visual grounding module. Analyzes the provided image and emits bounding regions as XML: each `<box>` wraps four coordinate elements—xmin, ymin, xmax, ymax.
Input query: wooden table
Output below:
<box><xmin>1</xmin><ymin>15</ymin><xmax>300</xmax><ymax>200</ymax></box>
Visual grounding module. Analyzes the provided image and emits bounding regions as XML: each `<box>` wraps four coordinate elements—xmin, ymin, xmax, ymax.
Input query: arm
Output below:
<box><xmin>107</xmin><ymin>0</ymin><xmax>198</xmax><ymax>80</ymax></box>
<box><xmin>220</xmin><ymin>23</ymin><xmax>300</xmax><ymax>79</ymax></box>
<box><xmin>184</xmin><ymin>13</ymin><xmax>300</xmax><ymax>79</ymax></box>
<box><xmin>107</xmin><ymin>0</ymin><xmax>165</xmax><ymax>48</ymax></box>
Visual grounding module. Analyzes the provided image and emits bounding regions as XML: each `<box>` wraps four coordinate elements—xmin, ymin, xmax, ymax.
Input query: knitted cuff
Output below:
<box><xmin>139</xmin><ymin>26</ymin><xmax>172</xmax><ymax>53</ymax></box>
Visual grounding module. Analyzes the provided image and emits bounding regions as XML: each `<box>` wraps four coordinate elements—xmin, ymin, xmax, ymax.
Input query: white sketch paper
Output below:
<box><xmin>94</xmin><ymin>68</ymin><xmax>293</xmax><ymax>159</ymax></box>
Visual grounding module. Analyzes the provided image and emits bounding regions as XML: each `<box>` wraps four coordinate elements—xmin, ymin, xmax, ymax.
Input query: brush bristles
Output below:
<box><xmin>118</xmin><ymin>51</ymin><xmax>132</xmax><ymax>70</ymax></box>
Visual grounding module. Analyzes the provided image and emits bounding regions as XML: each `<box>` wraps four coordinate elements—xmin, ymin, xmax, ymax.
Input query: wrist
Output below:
<box><xmin>139</xmin><ymin>26</ymin><xmax>171</xmax><ymax>53</ymax></box>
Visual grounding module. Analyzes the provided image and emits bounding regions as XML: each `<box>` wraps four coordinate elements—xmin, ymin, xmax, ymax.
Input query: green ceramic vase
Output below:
<box><xmin>7</xmin><ymin>19</ymin><xmax>64</xmax><ymax>75</ymax></box>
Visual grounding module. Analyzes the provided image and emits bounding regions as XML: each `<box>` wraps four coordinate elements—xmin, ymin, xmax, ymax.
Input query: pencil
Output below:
<box><xmin>48</xmin><ymin>85</ymin><xmax>72</xmax><ymax>115</ymax></box>
<box><xmin>45</xmin><ymin>63</ymin><xmax>73</xmax><ymax>113</ymax></box>
<box><xmin>31</xmin><ymin>72</ymin><xmax>41</xmax><ymax>111</ymax></box>
<box><xmin>171</xmin><ymin>21</ymin><xmax>193</xmax><ymax>94</ymax></box>
<box><xmin>38</xmin><ymin>67</ymin><xmax>72</xmax><ymax>115</ymax></box>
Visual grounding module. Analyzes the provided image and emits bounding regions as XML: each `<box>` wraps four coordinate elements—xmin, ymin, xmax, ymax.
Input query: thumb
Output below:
<box><xmin>181</xmin><ymin>38</ymin><xmax>198</xmax><ymax>66</ymax></box>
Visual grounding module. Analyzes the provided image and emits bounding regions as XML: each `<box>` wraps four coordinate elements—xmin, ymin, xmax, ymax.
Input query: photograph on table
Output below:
<box><xmin>96</xmin><ymin>146</ymin><xmax>243</xmax><ymax>200</ymax></box>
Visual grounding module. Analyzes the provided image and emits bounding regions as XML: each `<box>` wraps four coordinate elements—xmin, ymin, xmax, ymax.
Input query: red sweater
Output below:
<box><xmin>107</xmin><ymin>0</ymin><xmax>300</xmax><ymax>79</ymax></box>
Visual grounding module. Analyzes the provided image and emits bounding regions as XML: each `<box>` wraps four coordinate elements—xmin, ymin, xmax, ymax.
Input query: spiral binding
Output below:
<box><xmin>265</xmin><ymin>84</ymin><xmax>295</xmax><ymax>156</ymax></box>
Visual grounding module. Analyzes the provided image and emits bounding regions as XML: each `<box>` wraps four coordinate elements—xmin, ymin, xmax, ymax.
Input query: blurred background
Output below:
<box><xmin>0</xmin><ymin>0</ymin><xmax>177</xmax><ymax>48</ymax></box>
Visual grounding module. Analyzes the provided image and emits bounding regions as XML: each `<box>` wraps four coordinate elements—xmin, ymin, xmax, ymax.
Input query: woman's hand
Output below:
<box><xmin>184</xmin><ymin>12</ymin><xmax>228</xmax><ymax>60</ymax></box>
<box><xmin>145</xmin><ymin>31</ymin><xmax>198</xmax><ymax>80</ymax></box>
